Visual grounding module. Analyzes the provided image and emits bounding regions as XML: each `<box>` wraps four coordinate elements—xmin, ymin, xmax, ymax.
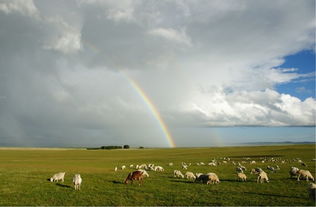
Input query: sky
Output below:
<box><xmin>0</xmin><ymin>0</ymin><xmax>315</xmax><ymax>148</ymax></box>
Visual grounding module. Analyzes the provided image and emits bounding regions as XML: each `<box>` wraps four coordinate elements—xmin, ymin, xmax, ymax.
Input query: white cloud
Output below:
<box><xmin>148</xmin><ymin>27</ymin><xmax>191</xmax><ymax>46</ymax></box>
<box><xmin>0</xmin><ymin>0</ymin><xmax>39</xmax><ymax>18</ymax></box>
<box><xmin>182</xmin><ymin>88</ymin><xmax>315</xmax><ymax>126</ymax></box>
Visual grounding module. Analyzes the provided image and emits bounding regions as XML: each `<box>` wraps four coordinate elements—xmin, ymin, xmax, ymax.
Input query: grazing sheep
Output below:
<box><xmin>185</xmin><ymin>172</ymin><xmax>196</xmax><ymax>181</ymax></box>
<box><xmin>174</xmin><ymin>170</ymin><xmax>184</xmax><ymax>178</ymax></box>
<box><xmin>289</xmin><ymin>167</ymin><xmax>300</xmax><ymax>178</ymax></box>
<box><xmin>237</xmin><ymin>172</ymin><xmax>247</xmax><ymax>182</ymax></box>
<box><xmin>195</xmin><ymin>173</ymin><xmax>203</xmax><ymax>178</ymax></box>
<box><xmin>168</xmin><ymin>162</ymin><xmax>173</xmax><ymax>166</ymax></box>
<box><xmin>250</xmin><ymin>161</ymin><xmax>256</xmax><ymax>164</ymax></box>
<box><xmin>137</xmin><ymin>169</ymin><xmax>149</xmax><ymax>177</ymax></box>
<box><xmin>124</xmin><ymin>170</ymin><xmax>147</xmax><ymax>185</ymax></box>
<box><xmin>206</xmin><ymin>173</ymin><xmax>220</xmax><ymax>184</ymax></box>
<box><xmin>114</xmin><ymin>167</ymin><xmax>118</xmax><ymax>172</ymax></box>
<box><xmin>238</xmin><ymin>162</ymin><xmax>246</xmax><ymax>170</ymax></box>
<box><xmin>154</xmin><ymin>166</ymin><xmax>164</xmax><ymax>172</ymax></box>
<box><xmin>139</xmin><ymin>164</ymin><xmax>147</xmax><ymax>169</ymax></box>
<box><xmin>267</xmin><ymin>166</ymin><xmax>276</xmax><ymax>173</ymax></box>
<box><xmin>181</xmin><ymin>162</ymin><xmax>189</xmax><ymax>169</ymax></box>
<box><xmin>121</xmin><ymin>165</ymin><xmax>126</xmax><ymax>170</ymax></box>
<box><xmin>195</xmin><ymin>174</ymin><xmax>210</xmax><ymax>183</ymax></box>
<box><xmin>297</xmin><ymin>170</ymin><xmax>314</xmax><ymax>181</ymax></box>
<box><xmin>251</xmin><ymin>168</ymin><xmax>263</xmax><ymax>174</ymax></box>
<box><xmin>195</xmin><ymin>173</ymin><xmax>220</xmax><ymax>184</ymax></box>
<box><xmin>50</xmin><ymin>172</ymin><xmax>65</xmax><ymax>182</ymax></box>
<box><xmin>308</xmin><ymin>183</ymin><xmax>316</xmax><ymax>201</ymax></box>
<box><xmin>208</xmin><ymin>162</ymin><xmax>217</xmax><ymax>166</ymax></box>
<box><xmin>129</xmin><ymin>164</ymin><xmax>134</xmax><ymax>168</ymax></box>
<box><xmin>257</xmin><ymin>171</ymin><xmax>269</xmax><ymax>183</ymax></box>
<box><xmin>236</xmin><ymin>167</ymin><xmax>244</xmax><ymax>173</ymax></box>
<box><xmin>73</xmin><ymin>174</ymin><xmax>82</xmax><ymax>190</ymax></box>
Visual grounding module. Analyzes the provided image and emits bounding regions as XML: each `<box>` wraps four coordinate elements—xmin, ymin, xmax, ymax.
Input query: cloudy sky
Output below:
<box><xmin>0</xmin><ymin>0</ymin><xmax>315</xmax><ymax>147</ymax></box>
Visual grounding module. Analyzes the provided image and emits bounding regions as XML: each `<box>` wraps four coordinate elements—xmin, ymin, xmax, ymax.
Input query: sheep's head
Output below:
<box><xmin>50</xmin><ymin>178</ymin><xmax>54</xmax><ymax>182</ymax></box>
<box><xmin>124</xmin><ymin>178</ymin><xmax>130</xmax><ymax>184</ymax></box>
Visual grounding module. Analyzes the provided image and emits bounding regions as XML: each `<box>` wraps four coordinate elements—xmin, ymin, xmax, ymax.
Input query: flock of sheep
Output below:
<box><xmin>114</xmin><ymin>157</ymin><xmax>316</xmax><ymax>201</ymax></box>
<box><xmin>48</xmin><ymin>156</ymin><xmax>315</xmax><ymax>201</ymax></box>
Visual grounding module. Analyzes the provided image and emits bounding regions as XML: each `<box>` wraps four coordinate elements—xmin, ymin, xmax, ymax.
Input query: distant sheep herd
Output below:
<box><xmin>48</xmin><ymin>156</ymin><xmax>315</xmax><ymax>201</ymax></box>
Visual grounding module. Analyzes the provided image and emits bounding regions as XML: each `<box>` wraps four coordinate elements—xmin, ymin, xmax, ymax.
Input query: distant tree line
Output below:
<box><xmin>86</xmin><ymin>145</ymin><xmax>132</xmax><ymax>150</ymax></box>
<box><xmin>101</xmin><ymin>145</ymin><xmax>123</xmax><ymax>149</ymax></box>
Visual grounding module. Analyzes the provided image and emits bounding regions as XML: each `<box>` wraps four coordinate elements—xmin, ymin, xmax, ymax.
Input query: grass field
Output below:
<box><xmin>0</xmin><ymin>144</ymin><xmax>315</xmax><ymax>206</ymax></box>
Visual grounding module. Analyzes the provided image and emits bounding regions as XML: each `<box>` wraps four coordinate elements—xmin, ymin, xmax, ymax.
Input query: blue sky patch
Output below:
<box><xmin>276</xmin><ymin>50</ymin><xmax>315</xmax><ymax>100</ymax></box>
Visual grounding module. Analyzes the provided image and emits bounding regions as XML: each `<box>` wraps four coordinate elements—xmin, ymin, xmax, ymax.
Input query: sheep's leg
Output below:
<box><xmin>297</xmin><ymin>174</ymin><xmax>301</xmax><ymax>181</ymax></box>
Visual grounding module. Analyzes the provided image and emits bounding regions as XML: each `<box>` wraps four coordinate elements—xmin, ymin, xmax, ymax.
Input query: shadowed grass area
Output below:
<box><xmin>0</xmin><ymin>144</ymin><xmax>315</xmax><ymax>206</ymax></box>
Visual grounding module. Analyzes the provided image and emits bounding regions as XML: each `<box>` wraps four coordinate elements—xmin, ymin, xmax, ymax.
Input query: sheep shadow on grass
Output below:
<box><xmin>220</xmin><ymin>178</ymin><xmax>246</xmax><ymax>183</ymax></box>
<box><xmin>170</xmin><ymin>180</ymin><xmax>196</xmax><ymax>184</ymax></box>
<box><xmin>111</xmin><ymin>180</ymin><xmax>123</xmax><ymax>184</ymax></box>
<box><xmin>243</xmin><ymin>191</ymin><xmax>304</xmax><ymax>199</ymax></box>
<box><xmin>56</xmin><ymin>183</ymin><xmax>71</xmax><ymax>188</ymax></box>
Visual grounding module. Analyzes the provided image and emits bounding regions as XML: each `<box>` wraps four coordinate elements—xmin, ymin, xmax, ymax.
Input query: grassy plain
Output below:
<box><xmin>0</xmin><ymin>144</ymin><xmax>315</xmax><ymax>206</ymax></box>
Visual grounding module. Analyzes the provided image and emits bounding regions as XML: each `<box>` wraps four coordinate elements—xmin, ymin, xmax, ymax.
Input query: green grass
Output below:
<box><xmin>0</xmin><ymin>145</ymin><xmax>315</xmax><ymax>206</ymax></box>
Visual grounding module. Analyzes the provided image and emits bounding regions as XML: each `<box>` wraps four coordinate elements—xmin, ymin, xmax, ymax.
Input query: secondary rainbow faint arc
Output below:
<box><xmin>125</xmin><ymin>75</ymin><xmax>176</xmax><ymax>148</ymax></box>
<box><xmin>82</xmin><ymin>40</ymin><xmax>176</xmax><ymax>148</ymax></box>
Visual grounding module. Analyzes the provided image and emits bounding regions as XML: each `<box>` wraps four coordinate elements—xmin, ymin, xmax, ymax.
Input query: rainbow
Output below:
<box><xmin>82</xmin><ymin>40</ymin><xmax>176</xmax><ymax>147</ymax></box>
<box><xmin>124</xmin><ymin>75</ymin><xmax>176</xmax><ymax>148</ymax></box>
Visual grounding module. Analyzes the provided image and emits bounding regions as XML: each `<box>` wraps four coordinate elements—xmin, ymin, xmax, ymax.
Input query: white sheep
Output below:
<box><xmin>174</xmin><ymin>170</ymin><xmax>184</xmax><ymax>178</ymax></box>
<box><xmin>154</xmin><ymin>166</ymin><xmax>164</xmax><ymax>172</ymax></box>
<box><xmin>237</xmin><ymin>172</ymin><xmax>247</xmax><ymax>181</ymax></box>
<box><xmin>139</xmin><ymin>164</ymin><xmax>147</xmax><ymax>169</ymax></box>
<box><xmin>181</xmin><ymin>162</ymin><xmax>189</xmax><ymax>169</ymax></box>
<box><xmin>114</xmin><ymin>167</ymin><xmax>118</xmax><ymax>172</ymax></box>
<box><xmin>289</xmin><ymin>167</ymin><xmax>299</xmax><ymax>178</ymax></box>
<box><xmin>257</xmin><ymin>171</ymin><xmax>269</xmax><ymax>183</ymax></box>
<box><xmin>206</xmin><ymin>173</ymin><xmax>220</xmax><ymax>184</ymax></box>
<box><xmin>208</xmin><ymin>162</ymin><xmax>217</xmax><ymax>166</ymax></box>
<box><xmin>73</xmin><ymin>174</ymin><xmax>82</xmax><ymax>190</ymax></box>
<box><xmin>137</xmin><ymin>169</ymin><xmax>149</xmax><ymax>177</ymax></box>
<box><xmin>297</xmin><ymin>169</ymin><xmax>314</xmax><ymax>181</ymax></box>
<box><xmin>168</xmin><ymin>162</ymin><xmax>173</xmax><ymax>166</ymax></box>
<box><xmin>121</xmin><ymin>165</ymin><xmax>126</xmax><ymax>170</ymax></box>
<box><xmin>185</xmin><ymin>171</ymin><xmax>196</xmax><ymax>181</ymax></box>
<box><xmin>50</xmin><ymin>172</ymin><xmax>65</xmax><ymax>182</ymax></box>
